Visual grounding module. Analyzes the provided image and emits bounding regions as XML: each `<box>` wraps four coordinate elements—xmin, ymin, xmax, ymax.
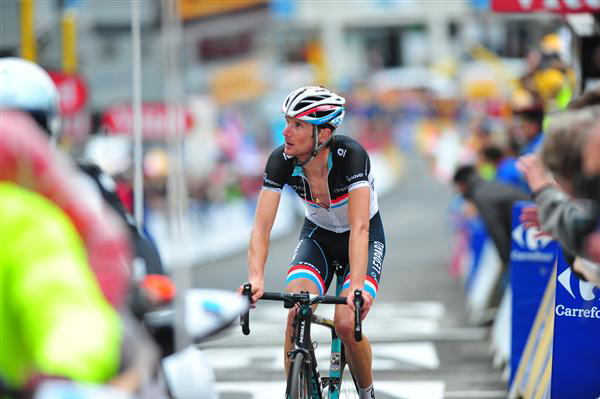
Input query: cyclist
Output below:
<box><xmin>244</xmin><ymin>86</ymin><xmax>385</xmax><ymax>399</ymax></box>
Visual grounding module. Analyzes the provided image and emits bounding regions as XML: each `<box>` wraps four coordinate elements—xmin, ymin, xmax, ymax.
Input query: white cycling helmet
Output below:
<box><xmin>0</xmin><ymin>57</ymin><xmax>62</xmax><ymax>141</ymax></box>
<box><xmin>281</xmin><ymin>86</ymin><xmax>346</xmax><ymax>165</ymax></box>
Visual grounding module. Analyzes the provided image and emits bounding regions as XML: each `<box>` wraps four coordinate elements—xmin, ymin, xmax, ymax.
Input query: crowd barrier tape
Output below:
<box><xmin>510</xmin><ymin>202</ymin><xmax>557</xmax><ymax>386</ymax></box>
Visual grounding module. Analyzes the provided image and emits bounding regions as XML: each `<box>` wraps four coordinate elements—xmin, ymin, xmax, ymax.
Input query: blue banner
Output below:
<box><xmin>552</xmin><ymin>248</ymin><xmax>600</xmax><ymax>398</ymax></box>
<box><xmin>509</xmin><ymin>201</ymin><xmax>557</xmax><ymax>385</ymax></box>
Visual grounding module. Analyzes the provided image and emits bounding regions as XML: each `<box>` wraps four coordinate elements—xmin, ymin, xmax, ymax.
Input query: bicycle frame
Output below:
<box><xmin>284</xmin><ymin>267</ymin><xmax>357</xmax><ymax>399</ymax></box>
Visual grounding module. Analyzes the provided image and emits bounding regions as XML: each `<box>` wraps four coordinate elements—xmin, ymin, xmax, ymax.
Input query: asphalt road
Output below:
<box><xmin>188</xmin><ymin>152</ymin><xmax>506</xmax><ymax>399</ymax></box>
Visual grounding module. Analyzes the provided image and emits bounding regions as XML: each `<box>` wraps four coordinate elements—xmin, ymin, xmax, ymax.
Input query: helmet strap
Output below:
<box><xmin>293</xmin><ymin>125</ymin><xmax>324</xmax><ymax>167</ymax></box>
<box><xmin>294</xmin><ymin>125</ymin><xmax>333</xmax><ymax>166</ymax></box>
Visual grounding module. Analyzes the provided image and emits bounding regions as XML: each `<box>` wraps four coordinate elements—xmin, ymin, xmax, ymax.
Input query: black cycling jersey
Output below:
<box><xmin>262</xmin><ymin>135</ymin><xmax>379</xmax><ymax>233</ymax></box>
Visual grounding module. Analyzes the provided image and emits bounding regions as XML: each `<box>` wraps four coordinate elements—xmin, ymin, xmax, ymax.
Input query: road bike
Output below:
<box><xmin>241</xmin><ymin>262</ymin><xmax>363</xmax><ymax>399</ymax></box>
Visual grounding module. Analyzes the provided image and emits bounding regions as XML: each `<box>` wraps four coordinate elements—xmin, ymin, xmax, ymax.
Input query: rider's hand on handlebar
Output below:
<box><xmin>346</xmin><ymin>287</ymin><xmax>372</xmax><ymax>320</ymax></box>
<box><xmin>238</xmin><ymin>277</ymin><xmax>264</xmax><ymax>307</ymax></box>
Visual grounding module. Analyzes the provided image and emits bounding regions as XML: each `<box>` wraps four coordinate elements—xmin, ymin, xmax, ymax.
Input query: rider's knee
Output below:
<box><xmin>334</xmin><ymin>311</ymin><xmax>354</xmax><ymax>344</ymax></box>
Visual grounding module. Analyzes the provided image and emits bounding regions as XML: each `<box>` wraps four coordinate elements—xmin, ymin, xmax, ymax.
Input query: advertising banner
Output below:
<box><xmin>552</xmin><ymin>248</ymin><xmax>600</xmax><ymax>398</ymax></box>
<box><xmin>101</xmin><ymin>103</ymin><xmax>194</xmax><ymax>139</ymax></box>
<box><xmin>48</xmin><ymin>71</ymin><xmax>87</xmax><ymax>116</ymax></box>
<box><xmin>491</xmin><ymin>0</ymin><xmax>600</xmax><ymax>13</ymax></box>
<box><xmin>509</xmin><ymin>202</ymin><xmax>557</xmax><ymax>385</ymax></box>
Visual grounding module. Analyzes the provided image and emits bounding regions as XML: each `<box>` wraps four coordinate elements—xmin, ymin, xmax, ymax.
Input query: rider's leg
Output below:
<box><xmin>284</xmin><ymin>233</ymin><xmax>331</xmax><ymax>377</ymax></box>
<box><xmin>284</xmin><ymin>278</ymin><xmax>320</xmax><ymax>376</ymax></box>
<box><xmin>334</xmin><ymin>302</ymin><xmax>373</xmax><ymax>389</ymax></box>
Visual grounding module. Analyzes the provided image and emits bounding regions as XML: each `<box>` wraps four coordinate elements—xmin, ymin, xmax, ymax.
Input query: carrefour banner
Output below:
<box><xmin>552</xmin><ymin>249</ymin><xmax>600</xmax><ymax>398</ymax></box>
<box><xmin>510</xmin><ymin>202</ymin><xmax>557</xmax><ymax>385</ymax></box>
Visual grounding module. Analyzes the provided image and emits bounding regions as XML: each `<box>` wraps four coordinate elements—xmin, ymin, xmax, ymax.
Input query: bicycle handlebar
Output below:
<box><xmin>240</xmin><ymin>283</ymin><xmax>363</xmax><ymax>341</ymax></box>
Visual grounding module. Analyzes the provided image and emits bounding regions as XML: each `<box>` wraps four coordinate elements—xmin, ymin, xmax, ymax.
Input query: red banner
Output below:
<box><xmin>491</xmin><ymin>0</ymin><xmax>600</xmax><ymax>13</ymax></box>
<box><xmin>48</xmin><ymin>71</ymin><xmax>88</xmax><ymax>115</ymax></box>
<box><xmin>101</xmin><ymin>103</ymin><xmax>194</xmax><ymax>139</ymax></box>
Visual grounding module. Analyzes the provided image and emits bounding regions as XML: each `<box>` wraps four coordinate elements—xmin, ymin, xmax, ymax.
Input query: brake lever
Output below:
<box><xmin>241</xmin><ymin>283</ymin><xmax>252</xmax><ymax>335</ymax></box>
<box><xmin>353</xmin><ymin>289</ymin><xmax>363</xmax><ymax>342</ymax></box>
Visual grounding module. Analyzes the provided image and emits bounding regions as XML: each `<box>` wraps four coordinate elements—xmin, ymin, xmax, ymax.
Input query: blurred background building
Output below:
<box><xmin>0</xmin><ymin>0</ymin><xmax>597</xmax><ymax>269</ymax></box>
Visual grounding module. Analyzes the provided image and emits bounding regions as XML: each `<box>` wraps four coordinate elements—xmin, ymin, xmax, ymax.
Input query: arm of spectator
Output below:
<box><xmin>520</xmin><ymin>205</ymin><xmax>541</xmax><ymax>230</ymax></box>
<box><xmin>573</xmin><ymin>256</ymin><xmax>600</xmax><ymax>287</ymax></box>
<box><xmin>533</xmin><ymin>186</ymin><xmax>596</xmax><ymax>256</ymax></box>
<box><xmin>516</xmin><ymin>154</ymin><xmax>555</xmax><ymax>193</ymax></box>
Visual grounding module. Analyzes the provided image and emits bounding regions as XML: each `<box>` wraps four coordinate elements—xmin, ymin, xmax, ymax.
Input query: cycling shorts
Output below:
<box><xmin>286</xmin><ymin>212</ymin><xmax>385</xmax><ymax>299</ymax></box>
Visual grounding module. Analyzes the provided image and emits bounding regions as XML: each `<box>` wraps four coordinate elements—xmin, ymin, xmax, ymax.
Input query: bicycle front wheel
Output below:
<box><xmin>288</xmin><ymin>352</ymin><xmax>310</xmax><ymax>399</ymax></box>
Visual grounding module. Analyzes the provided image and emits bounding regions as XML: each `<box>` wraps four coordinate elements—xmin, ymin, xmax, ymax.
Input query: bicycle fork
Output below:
<box><xmin>286</xmin><ymin>305</ymin><xmax>322</xmax><ymax>399</ymax></box>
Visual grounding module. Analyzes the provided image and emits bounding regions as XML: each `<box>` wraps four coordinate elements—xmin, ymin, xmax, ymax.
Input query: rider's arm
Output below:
<box><xmin>247</xmin><ymin>189</ymin><xmax>281</xmax><ymax>301</ymax></box>
<box><xmin>347</xmin><ymin>185</ymin><xmax>371</xmax><ymax>295</ymax></box>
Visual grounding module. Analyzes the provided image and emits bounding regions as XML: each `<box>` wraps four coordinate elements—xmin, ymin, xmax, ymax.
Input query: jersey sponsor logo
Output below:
<box><xmin>263</xmin><ymin>174</ymin><xmax>282</xmax><ymax>188</ymax></box>
<box><xmin>345</xmin><ymin>173</ymin><xmax>364</xmax><ymax>182</ymax></box>
<box><xmin>332</xmin><ymin>185</ymin><xmax>349</xmax><ymax>194</ymax></box>
<box><xmin>372</xmin><ymin>241</ymin><xmax>384</xmax><ymax>276</ymax></box>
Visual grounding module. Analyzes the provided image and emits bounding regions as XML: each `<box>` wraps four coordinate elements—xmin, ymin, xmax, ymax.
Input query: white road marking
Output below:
<box><xmin>205</xmin><ymin>301</ymin><xmax>450</xmax><ymax>347</ymax></box>
<box><xmin>216</xmin><ymin>381</ymin><xmax>445</xmax><ymax>399</ymax></box>
<box><xmin>203</xmin><ymin>342</ymin><xmax>439</xmax><ymax>372</ymax></box>
<box><xmin>445</xmin><ymin>390</ymin><xmax>507</xmax><ymax>398</ymax></box>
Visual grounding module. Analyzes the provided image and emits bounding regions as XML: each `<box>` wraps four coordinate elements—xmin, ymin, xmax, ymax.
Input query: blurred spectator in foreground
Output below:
<box><xmin>452</xmin><ymin>165</ymin><xmax>531</xmax><ymax>275</ymax></box>
<box><xmin>0</xmin><ymin>59</ymin><xmax>162</xmax><ymax>394</ymax></box>
<box><xmin>0</xmin><ymin>110</ymin><xmax>161</xmax><ymax>397</ymax></box>
<box><xmin>517</xmin><ymin>105</ymin><xmax>600</xmax><ymax>283</ymax></box>
<box><xmin>0</xmin><ymin>58</ymin><xmax>169</xmax><ymax>318</ymax></box>
<box><xmin>0</xmin><ymin>58</ymin><xmax>131</xmax><ymax>308</ymax></box>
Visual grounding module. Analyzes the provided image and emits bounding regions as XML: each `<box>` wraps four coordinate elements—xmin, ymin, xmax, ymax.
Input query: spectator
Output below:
<box><xmin>0</xmin><ymin>111</ymin><xmax>162</xmax><ymax>397</ymax></box>
<box><xmin>517</xmin><ymin>105</ymin><xmax>600</xmax><ymax>281</ymax></box>
<box><xmin>0</xmin><ymin>179</ymin><xmax>123</xmax><ymax>394</ymax></box>
<box><xmin>452</xmin><ymin>165</ymin><xmax>531</xmax><ymax>270</ymax></box>
<box><xmin>0</xmin><ymin>57</ymin><xmax>169</xmax><ymax>318</ymax></box>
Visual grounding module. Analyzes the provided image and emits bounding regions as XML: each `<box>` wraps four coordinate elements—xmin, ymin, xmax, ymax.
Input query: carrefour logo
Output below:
<box><xmin>555</xmin><ymin>267</ymin><xmax>600</xmax><ymax>319</ymax></box>
<box><xmin>557</xmin><ymin>267</ymin><xmax>599</xmax><ymax>302</ymax></box>
<box><xmin>510</xmin><ymin>224</ymin><xmax>555</xmax><ymax>262</ymax></box>
<box><xmin>511</xmin><ymin>224</ymin><xmax>554</xmax><ymax>250</ymax></box>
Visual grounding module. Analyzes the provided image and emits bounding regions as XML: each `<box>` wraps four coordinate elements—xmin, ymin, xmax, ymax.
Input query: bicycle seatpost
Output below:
<box><xmin>241</xmin><ymin>283</ymin><xmax>252</xmax><ymax>335</ymax></box>
<box><xmin>353</xmin><ymin>289</ymin><xmax>363</xmax><ymax>342</ymax></box>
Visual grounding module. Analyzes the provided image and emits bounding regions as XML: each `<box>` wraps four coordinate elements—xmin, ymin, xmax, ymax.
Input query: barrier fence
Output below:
<box><xmin>454</xmin><ymin>201</ymin><xmax>600</xmax><ymax>399</ymax></box>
